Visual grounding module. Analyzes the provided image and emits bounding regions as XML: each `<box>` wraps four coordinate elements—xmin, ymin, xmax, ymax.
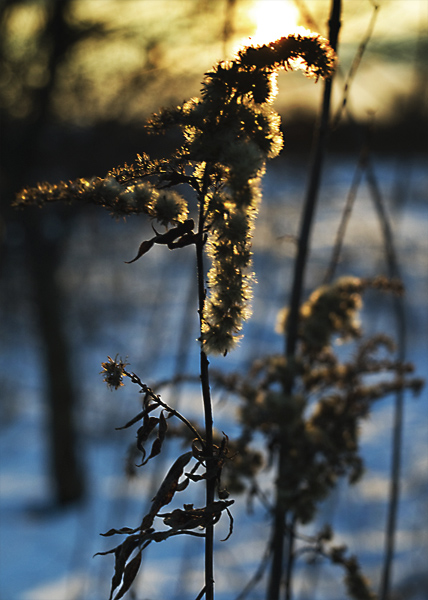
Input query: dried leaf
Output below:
<box><xmin>192</xmin><ymin>438</ymin><xmax>205</xmax><ymax>461</ymax></box>
<box><xmin>159</xmin><ymin>410</ymin><xmax>168</xmax><ymax>438</ymax></box>
<box><xmin>108</xmin><ymin>535</ymin><xmax>142</xmax><ymax>600</ymax></box>
<box><xmin>113</xmin><ymin>550</ymin><xmax>142</xmax><ymax>600</ymax></box>
<box><xmin>115</xmin><ymin>403</ymin><xmax>159</xmax><ymax>430</ymax></box>
<box><xmin>136</xmin><ymin>416</ymin><xmax>159</xmax><ymax>464</ymax></box>
<box><xmin>124</xmin><ymin>220</ymin><xmax>194</xmax><ymax>263</ymax></box>
<box><xmin>101</xmin><ymin>527</ymin><xmax>139</xmax><ymax>537</ymax></box>
<box><xmin>93</xmin><ymin>546</ymin><xmax>117</xmax><ymax>558</ymax></box>
<box><xmin>125</xmin><ymin>239</ymin><xmax>155</xmax><ymax>264</ymax></box>
<box><xmin>162</xmin><ymin>507</ymin><xmax>200</xmax><ymax>529</ymax></box>
<box><xmin>168</xmin><ymin>232</ymin><xmax>196</xmax><ymax>249</ymax></box>
<box><xmin>176</xmin><ymin>478</ymin><xmax>190</xmax><ymax>492</ymax></box>
<box><xmin>160</xmin><ymin>500</ymin><xmax>234</xmax><ymax>533</ymax></box>
<box><xmin>146</xmin><ymin>438</ymin><xmax>162</xmax><ymax>462</ymax></box>
<box><xmin>186</xmin><ymin>472</ymin><xmax>205</xmax><ymax>482</ymax></box>
<box><xmin>115</xmin><ymin>410</ymin><xmax>146</xmax><ymax>430</ymax></box>
<box><xmin>155</xmin><ymin>219</ymin><xmax>194</xmax><ymax>246</ymax></box>
<box><xmin>144</xmin><ymin>410</ymin><xmax>168</xmax><ymax>463</ymax></box>
<box><xmin>221</xmin><ymin>505</ymin><xmax>234</xmax><ymax>542</ymax></box>
<box><xmin>141</xmin><ymin>451</ymin><xmax>192</xmax><ymax>529</ymax></box>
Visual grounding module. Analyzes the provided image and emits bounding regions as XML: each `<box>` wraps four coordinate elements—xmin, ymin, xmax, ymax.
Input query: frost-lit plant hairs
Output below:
<box><xmin>16</xmin><ymin>33</ymin><xmax>336</xmax><ymax>600</ymax></box>
<box><xmin>16</xmin><ymin>33</ymin><xmax>336</xmax><ymax>356</ymax></box>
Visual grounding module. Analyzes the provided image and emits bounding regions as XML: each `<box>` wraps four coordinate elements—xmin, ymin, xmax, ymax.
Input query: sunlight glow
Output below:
<box><xmin>248</xmin><ymin>0</ymin><xmax>303</xmax><ymax>45</ymax></box>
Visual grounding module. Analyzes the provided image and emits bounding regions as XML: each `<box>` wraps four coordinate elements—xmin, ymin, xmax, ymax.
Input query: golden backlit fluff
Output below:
<box><xmin>15</xmin><ymin>33</ymin><xmax>337</xmax><ymax>355</ymax></box>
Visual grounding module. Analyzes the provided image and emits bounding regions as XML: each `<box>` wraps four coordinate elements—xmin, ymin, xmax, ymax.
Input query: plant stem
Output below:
<box><xmin>365</xmin><ymin>158</ymin><xmax>406</xmax><ymax>600</ymax></box>
<box><xmin>285</xmin><ymin>0</ymin><xmax>342</xmax><ymax>361</ymax></box>
<box><xmin>196</xmin><ymin>164</ymin><xmax>215</xmax><ymax>600</ymax></box>
<box><xmin>124</xmin><ymin>370</ymin><xmax>206</xmax><ymax>447</ymax></box>
<box><xmin>200</xmin><ymin>346</ymin><xmax>215</xmax><ymax>600</ymax></box>
<box><xmin>284</xmin><ymin>517</ymin><xmax>296</xmax><ymax>600</ymax></box>
<box><xmin>267</xmin><ymin>3</ymin><xmax>342</xmax><ymax>599</ymax></box>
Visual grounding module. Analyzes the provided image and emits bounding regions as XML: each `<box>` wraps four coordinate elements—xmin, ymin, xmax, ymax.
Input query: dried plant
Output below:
<box><xmin>15</xmin><ymin>32</ymin><xmax>335</xmax><ymax>357</ymax></box>
<box><xmin>213</xmin><ymin>276</ymin><xmax>423</xmax><ymax>600</ymax></box>
<box><xmin>15</xmin><ymin>33</ymin><xmax>336</xmax><ymax>600</ymax></box>
<box><xmin>14</xmin><ymin>12</ymin><xmax>424</xmax><ymax>599</ymax></box>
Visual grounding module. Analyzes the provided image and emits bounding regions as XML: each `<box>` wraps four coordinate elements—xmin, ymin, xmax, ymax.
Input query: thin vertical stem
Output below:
<box><xmin>196</xmin><ymin>164</ymin><xmax>215</xmax><ymax>600</ymax></box>
<box><xmin>323</xmin><ymin>143</ymin><xmax>367</xmax><ymax>284</ymax></box>
<box><xmin>285</xmin><ymin>0</ymin><xmax>342</xmax><ymax>360</ymax></box>
<box><xmin>284</xmin><ymin>517</ymin><xmax>296</xmax><ymax>600</ymax></box>
<box><xmin>364</xmin><ymin>160</ymin><xmax>406</xmax><ymax>600</ymax></box>
<box><xmin>222</xmin><ymin>0</ymin><xmax>237</xmax><ymax>57</ymax></box>
<box><xmin>267</xmin><ymin>3</ymin><xmax>342</xmax><ymax>599</ymax></box>
<box><xmin>200</xmin><ymin>346</ymin><xmax>215</xmax><ymax>600</ymax></box>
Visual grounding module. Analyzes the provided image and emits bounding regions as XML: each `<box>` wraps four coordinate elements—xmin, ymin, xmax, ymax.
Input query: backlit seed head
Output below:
<box><xmin>100</xmin><ymin>355</ymin><xmax>128</xmax><ymax>390</ymax></box>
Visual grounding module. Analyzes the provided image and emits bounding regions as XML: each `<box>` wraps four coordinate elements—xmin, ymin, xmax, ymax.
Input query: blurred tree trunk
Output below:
<box><xmin>24</xmin><ymin>210</ymin><xmax>85</xmax><ymax>505</ymax></box>
<box><xmin>0</xmin><ymin>0</ymin><xmax>85</xmax><ymax>505</ymax></box>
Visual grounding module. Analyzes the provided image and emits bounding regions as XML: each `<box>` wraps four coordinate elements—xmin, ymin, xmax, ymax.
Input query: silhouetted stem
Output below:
<box><xmin>331</xmin><ymin>0</ymin><xmax>379</xmax><ymax>130</ymax></box>
<box><xmin>285</xmin><ymin>0</ymin><xmax>342</xmax><ymax>361</ymax></box>
<box><xmin>284</xmin><ymin>517</ymin><xmax>296</xmax><ymax>600</ymax></box>
<box><xmin>124</xmin><ymin>370</ymin><xmax>205</xmax><ymax>446</ymax></box>
<box><xmin>365</xmin><ymin>159</ymin><xmax>406</xmax><ymax>600</ymax></box>
<box><xmin>323</xmin><ymin>145</ymin><xmax>366</xmax><ymax>284</ymax></box>
<box><xmin>196</xmin><ymin>164</ymin><xmax>215</xmax><ymax>600</ymax></box>
<box><xmin>267</xmin><ymin>2</ymin><xmax>342</xmax><ymax>599</ymax></box>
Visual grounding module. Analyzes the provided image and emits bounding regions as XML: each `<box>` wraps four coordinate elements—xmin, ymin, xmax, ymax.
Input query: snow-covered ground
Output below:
<box><xmin>1</xmin><ymin>156</ymin><xmax>427</xmax><ymax>600</ymax></box>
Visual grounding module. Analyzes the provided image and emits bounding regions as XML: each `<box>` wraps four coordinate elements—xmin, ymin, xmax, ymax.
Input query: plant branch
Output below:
<box><xmin>124</xmin><ymin>370</ymin><xmax>205</xmax><ymax>447</ymax></box>
<box><xmin>285</xmin><ymin>0</ymin><xmax>342</xmax><ymax>360</ymax></box>
<box><xmin>331</xmin><ymin>0</ymin><xmax>379</xmax><ymax>130</ymax></box>
<box><xmin>196</xmin><ymin>163</ymin><xmax>216</xmax><ymax>600</ymax></box>
<box><xmin>284</xmin><ymin>517</ymin><xmax>297</xmax><ymax>600</ymax></box>
<box><xmin>364</xmin><ymin>158</ymin><xmax>406</xmax><ymax>600</ymax></box>
<box><xmin>235</xmin><ymin>538</ymin><xmax>272</xmax><ymax>600</ymax></box>
<box><xmin>268</xmin><ymin>3</ymin><xmax>342</xmax><ymax>600</ymax></box>
<box><xmin>323</xmin><ymin>140</ymin><xmax>368</xmax><ymax>284</ymax></box>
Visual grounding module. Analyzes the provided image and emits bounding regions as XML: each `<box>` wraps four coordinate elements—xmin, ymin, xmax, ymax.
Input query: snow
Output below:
<box><xmin>1</xmin><ymin>157</ymin><xmax>427</xmax><ymax>600</ymax></box>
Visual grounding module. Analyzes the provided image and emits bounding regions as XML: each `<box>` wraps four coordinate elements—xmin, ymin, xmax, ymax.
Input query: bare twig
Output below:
<box><xmin>267</xmin><ymin>3</ymin><xmax>342</xmax><ymax>600</ymax></box>
<box><xmin>364</xmin><ymin>158</ymin><xmax>407</xmax><ymax>600</ymax></box>
<box><xmin>124</xmin><ymin>370</ymin><xmax>205</xmax><ymax>447</ymax></box>
<box><xmin>284</xmin><ymin>516</ymin><xmax>297</xmax><ymax>600</ymax></box>
<box><xmin>235</xmin><ymin>538</ymin><xmax>272</xmax><ymax>600</ymax></box>
<box><xmin>331</xmin><ymin>0</ymin><xmax>379</xmax><ymax>130</ymax></box>
<box><xmin>292</xmin><ymin>0</ymin><xmax>321</xmax><ymax>33</ymax></box>
<box><xmin>323</xmin><ymin>140</ymin><xmax>368</xmax><ymax>284</ymax></box>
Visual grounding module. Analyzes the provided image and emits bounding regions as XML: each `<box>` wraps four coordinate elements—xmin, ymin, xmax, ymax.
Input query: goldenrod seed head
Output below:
<box><xmin>100</xmin><ymin>355</ymin><xmax>128</xmax><ymax>390</ymax></box>
<box><xmin>100</xmin><ymin>177</ymin><xmax>123</xmax><ymax>200</ymax></box>
<box><xmin>154</xmin><ymin>189</ymin><xmax>188</xmax><ymax>225</ymax></box>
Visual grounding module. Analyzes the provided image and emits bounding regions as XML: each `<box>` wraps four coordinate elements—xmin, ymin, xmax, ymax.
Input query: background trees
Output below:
<box><xmin>0</xmin><ymin>1</ymin><xmax>426</xmax><ymax>598</ymax></box>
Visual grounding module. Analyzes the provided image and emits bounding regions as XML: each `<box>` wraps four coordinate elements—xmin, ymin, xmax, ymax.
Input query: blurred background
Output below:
<box><xmin>0</xmin><ymin>1</ymin><xmax>427</xmax><ymax>599</ymax></box>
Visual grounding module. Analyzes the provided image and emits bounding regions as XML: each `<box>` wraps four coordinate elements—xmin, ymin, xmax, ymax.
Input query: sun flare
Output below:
<box><xmin>248</xmin><ymin>0</ymin><xmax>304</xmax><ymax>46</ymax></box>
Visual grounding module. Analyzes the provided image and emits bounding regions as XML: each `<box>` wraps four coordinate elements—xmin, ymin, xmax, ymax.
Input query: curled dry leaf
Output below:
<box><xmin>125</xmin><ymin>239</ymin><xmax>155</xmax><ymax>264</ymax></box>
<box><xmin>108</xmin><ymin>535</ymin><xmax>141</xmax><ymax>600</ymax></box>
<box><xmin>125</xmin><ymin>219</ymin><xmax>195</xmax><ymax>263</ymax></box>
<box><xmin>112</xmin><ymin>550</ymin><xmax>142</xmax><ymax>600</ymax></box>
<box><xmin>134</xmin><ymin>410</ymin><xmax>169</xmax><ymax>466</ymax></box>
<box><xmin>100</xmin><ymin>527</ymin><xmax>139</xmax><ymax>537</ymax></box>
<box><xmin>136</xmin><ymin>416</ymin><xmax>159</xmax><ymax>464</ymax></box>
<box><xmin>141</xmin><ymin>451</ymin><xmax>193</xmax><ymax>530</ymax></box>
<box><xmin>146</xmin><ymin>410</ymin><xmax>168</xmax><ymax>462</ymax></box>
<box><xmin>115</xmin><ymin>406</ymin><xmax>156</xmax><ymax>430</ymax></box>
<box><xmin>161</xmin><ymin>499</ymin><xmax>234</xmax><ymax>535</ymax></box>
